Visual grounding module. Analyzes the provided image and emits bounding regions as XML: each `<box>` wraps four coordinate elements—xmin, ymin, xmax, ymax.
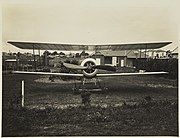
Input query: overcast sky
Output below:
<box><xmin>2</xmin><ymin>0</ymin><xmax>179</xmax><ymax>53</ymax></box>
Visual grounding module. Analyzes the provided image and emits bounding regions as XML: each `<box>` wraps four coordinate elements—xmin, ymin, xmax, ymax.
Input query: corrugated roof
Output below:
<box><xmin>127</xmin><ymin>51</ymin><xmax>146</xmax><ymax>58</ymax></box>
<box><xmin>100</xmin><ymin>51</ymin><xmax>126</xmax><ymax>57</ymax></box>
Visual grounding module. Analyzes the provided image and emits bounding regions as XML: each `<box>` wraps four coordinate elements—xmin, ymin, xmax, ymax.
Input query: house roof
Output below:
<box><xmin>127</xmin><ymin>51</ymin><xmax>146</xmax><ymax>58</ymax></box>
<box><xmin>100</xmin><ymin>51</ymin><xmax>126</xmax><ymax>57</ymax></box>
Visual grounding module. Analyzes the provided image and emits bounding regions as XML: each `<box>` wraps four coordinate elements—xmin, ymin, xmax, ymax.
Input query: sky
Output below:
<box><xmin>1</xmin><ymin>0</ymin><xmax>179</xmax><ymax>53</ymax></box>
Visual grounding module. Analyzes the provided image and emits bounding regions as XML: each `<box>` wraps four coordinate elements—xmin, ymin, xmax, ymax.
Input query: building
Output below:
<box><xmin>93</xmin><ymin>50</ymin><xmax>147</xmax><ymax>67</ymax></box>
<box><xmin>146</xmin><ymin>49</ymin><xmax>167</xmax><ymax>59</ymax></box>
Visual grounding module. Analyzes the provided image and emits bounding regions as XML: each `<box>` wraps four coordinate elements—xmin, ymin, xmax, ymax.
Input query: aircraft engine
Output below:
<box><xmin>63</xmin><ymin>58</ymin><xmax>116</xmax><ymax>78</ymax></box>
<box><xmin>80</xmin><ymin>58</ymin><xmax>98</xmax><ymax>78</ymax></box>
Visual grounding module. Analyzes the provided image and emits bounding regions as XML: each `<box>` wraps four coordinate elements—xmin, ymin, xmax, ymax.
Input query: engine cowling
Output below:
<box><xmin>80</xmin><ymin>58</ymin><xmax>98</xmax><ymax>78</ymax></box>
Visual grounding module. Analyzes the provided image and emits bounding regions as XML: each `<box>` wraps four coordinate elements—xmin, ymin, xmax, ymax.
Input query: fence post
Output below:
<box><xmin>22</xmin><ymin>80</ymin><xmax>24</xmax><ymax>107</ymax></box>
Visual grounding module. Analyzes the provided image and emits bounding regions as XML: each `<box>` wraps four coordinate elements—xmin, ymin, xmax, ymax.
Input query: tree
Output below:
<box><xmin>17</xmin><ymin>52</ymin><xmax>21</xmax><ymax>58</ymax></box>
<box><xmin>80</xmin><ymin>50</ymin><xmax>89</xmax><ymax>57</ymax></box>
<box><xmin>166</xmin><ymin>50</ymin><xmax>172</xmax><ymax>58</ymax></box>
<box><xmin>59</xmin><ymin>52</ymin><xmax>65</xmax><ymax>56</ymax></box>
<box><xmin>75</xmin><ymin>53</ymin><xmax>80</xmax><ymax>58</ymax></box>
<box><xmin>43</xmin><ymin>51</ymin><xmax>51</xmax><ymax>56</ymax></box>
<box><xmin>51</xmin><ymin>51</ymin><xmax>58</xmax><ymax>55</ymax></box>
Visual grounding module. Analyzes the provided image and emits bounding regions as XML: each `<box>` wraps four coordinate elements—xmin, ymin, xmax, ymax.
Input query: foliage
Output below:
<box><xmin>133</xmin><ymin>59</ymin><xmax>178</xmax><ymax>79</ymax></box>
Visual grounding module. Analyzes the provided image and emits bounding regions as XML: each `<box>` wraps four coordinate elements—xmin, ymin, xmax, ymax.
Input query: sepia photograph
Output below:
<box><xmin>1</xmin><ymin>0</ymin><xmax>179</xmax><ymax>136</ymax></box>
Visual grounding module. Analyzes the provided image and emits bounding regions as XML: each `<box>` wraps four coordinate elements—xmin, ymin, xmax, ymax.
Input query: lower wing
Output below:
<box><xmin>12</xmin><ymin>71</ymin><xmax>167</xmax><ymax>77</ymax></box>
<box><xmin>12</xmin><ymin>71</ymin><xmax>83</xmax><ymax>77</ymax></box>
<box><xmin>96</xmin><ymin>72</ymin><xmax>168</xmax><ymax>77</ymax></box>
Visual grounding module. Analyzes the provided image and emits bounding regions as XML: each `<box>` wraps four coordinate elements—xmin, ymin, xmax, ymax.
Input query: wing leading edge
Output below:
<box><xmin>96</xmin><ymin>72</ymin><xmax>168</xmax><ymax>77</ymax></box>
<box><xmin>12</xmin><ymin>71</ymin><xmax>84</xmax><ymax>77</ymax></box>
<box><xmin>12</xmin><ymin>71</ymin><xmax>167</xmax><ymax>77</ymax></box>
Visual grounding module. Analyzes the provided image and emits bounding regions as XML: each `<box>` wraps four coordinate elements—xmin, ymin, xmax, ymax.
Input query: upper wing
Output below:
<box><xmin>96</xmin><ymin>72</ymin><xmax>168</xmax><ymax>77</ymax></box>
<box><xmin>8</xmin><ymin>41</ymin><xmax>172</xmax><ymax>51</ymax></box>
<box><xmin>12</xmin><ymin>71</ymin><xmax>83</xmax><ymax>77</ymax></box>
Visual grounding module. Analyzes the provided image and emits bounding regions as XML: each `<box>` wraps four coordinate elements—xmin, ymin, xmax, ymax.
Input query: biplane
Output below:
<box><xmin>7</xmin><ymin>41</ymin><xmax>172</xmax><ymax>104</ymax></box>
<box><xmin>8</xmin><ymin>41</ymin><xmax>171</xmax><ymax>90</ymax></box>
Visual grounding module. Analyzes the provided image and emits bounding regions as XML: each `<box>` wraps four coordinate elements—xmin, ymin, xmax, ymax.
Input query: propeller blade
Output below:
<box><xmin>93</xmin><ymin>65</ymin><xmax>116</xmax><ymax>71</ymax></box>
<box><xmin>63</xmin><ymin>62</ymin><xmax>87</xmax><ymax>70</ymax></box>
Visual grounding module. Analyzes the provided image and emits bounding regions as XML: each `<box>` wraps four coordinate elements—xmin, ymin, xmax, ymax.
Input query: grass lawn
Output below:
<box><xmin>2</xmin><ymin>74</ymin><xmax>178</xmax><ymax>136</ymax></box>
